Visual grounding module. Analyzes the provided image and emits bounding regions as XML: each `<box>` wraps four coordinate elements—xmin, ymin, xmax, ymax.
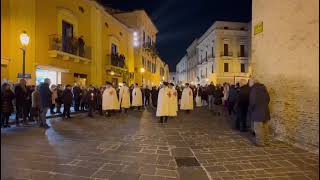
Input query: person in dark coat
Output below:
<box><xmin>31</xmin><ymin>85</ymin><xmax>41</xmax><ymax>126</ymax></box>
<box><xmin>129</xmin><ymin>84</ymin><xmax>134</xmax><ymax>107</ymax></box>
<box><xmin>63</xmin><ymin>85</ymin><xmax>73</xmax><ymax>119</ymax></box>
<box><xmin>96</xmin><ymin>87</ymin><xmax>103</xmax><ymax>115</ymax></box>
<box><xmin>14</xmin><ymin>79</ymin><xmax>29</xmax><ymax>126</ymax></box>
<box><xmin>151</xmin><ymin>86</ymin><xmax>159</xmax><ymax>108</ymax></box>
<box><xmin>1</xmin><ymin>83</ymin><xmax>15</xmax><ymax>128</ymax></box>
<box><xmin>86</xmin><ymin>85</ymin><xmax>96</xmax><ymax>117</ymax></box>
<box><xmin>26</xmin><ymin>85</ymin><xmax>35</xmax><ymax>121</ymax></box>
<box><xmin>207</xmin><ymin>82</ymin><xmax>215</xmax><ymax>109</ymax></box>
<box><xmin>56</xmin><ymin>84</ymin><xmax>64</xmax><ymax>113</ymax></box>
<box><xmin>248</xmin><ymin>79</ymin><xmax>271</xmax><ymax>146</ymax></box>
<box><xmin>80</xmin><ymin>87</ymin><xmax>87</xmax><ymax>111</ymax></box>
<box><xmin>235</xmin><ymin>80</ymin><xmax>251</xmax><ymax>132</ymax></box>
<box><xmin>213</xmin><ymin>85</ymin><xmax>224</xmax><ymax>116</ymax></box>
<box><xmin>227</xmin><ymin>85</ymin><xmax>238</xmax><ymax>115</ymax></box>
<box><xmin>144</xmin><ymin>85</ymin><xmax>151</xmax><ymax>107</ymax></box>
<box><xmin>39</xmin><ymin>78</ymin><xmax>52</xmax><ymax>128</ymax></box>
<box><xmin>72</xmin><ymin>84</ymin><xmax>81</xmax><ymax>111</ymax></box>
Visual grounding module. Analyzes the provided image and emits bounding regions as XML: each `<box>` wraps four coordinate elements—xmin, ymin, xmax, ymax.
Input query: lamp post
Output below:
<box><xmin>20</xmin><ymin>31</ymin><xmax>30</xmax><ymax>79</ymax></box>
<box><xmin>140</xmin><ymin>67</ymin><xmax>145</xmax><ymax>85</ymax></box>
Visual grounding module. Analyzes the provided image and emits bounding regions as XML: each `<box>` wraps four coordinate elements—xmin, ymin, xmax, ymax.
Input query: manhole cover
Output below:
<box><xmin>175</xmin><ymin>157</ymin><xmax>200</xmax><ymax>167</ymax></box>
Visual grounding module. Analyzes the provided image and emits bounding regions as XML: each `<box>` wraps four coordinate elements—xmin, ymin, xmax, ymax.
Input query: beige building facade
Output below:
<box><xmin>197</xmin><ymin>21</ymin><xmax>251</xmax><ymax>85</ymax></box>
<box><xmin>252</xmin><ymin>0</ymin><xmax>319</xmax><ymax>152</ymax></box>
<box><xmin>176</xmin><ymin>55</ymin><xmax>187</xmax><ymax>85</ymax></box>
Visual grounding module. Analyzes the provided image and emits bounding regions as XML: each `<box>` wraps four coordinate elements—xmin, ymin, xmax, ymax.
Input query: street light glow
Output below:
<box><xmin>133</xmin><ymin>31</ymin><xmax>138</xmax><ymax>36</ymax></box>
<box><xmin>20</xmin><ymin>31</ymin><xmax>30</xmax><ymax>46</ymax></box>
<box><xmin>140</xmin><ymin>67</ymin><xmax>145</xmax><ymax>73</ymax></box>
<box><xmin>110</xmin><ymin>71</ymin><xmax>115</xmax><ymax>76</ymax></box>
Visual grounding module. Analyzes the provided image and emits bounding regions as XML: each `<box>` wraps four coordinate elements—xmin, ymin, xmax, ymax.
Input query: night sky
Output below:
<box><xmin>99</xmin><ymin>0</ymin><xmax>252</xmax><ymax>71</ymax></box>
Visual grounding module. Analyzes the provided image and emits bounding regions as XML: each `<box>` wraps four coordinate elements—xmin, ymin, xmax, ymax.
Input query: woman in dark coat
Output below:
<box><xmin>151</xmin><ymin>86</ymin><xmax>159</xmax><ymax>108</ymax></box>
<box><xmin>1</xmin><ymin>83</ymin><xmax>15</xmax><ymax>128</ymax></box>
<box><xmin>62</xmin><ymin>85</ymin><xmax>73</xmax><ymax>119</ymax></box>
<box><xmin>14</xmin><ymin>79</ymin><xmax>29</xmax><ymax>126</ymax></box>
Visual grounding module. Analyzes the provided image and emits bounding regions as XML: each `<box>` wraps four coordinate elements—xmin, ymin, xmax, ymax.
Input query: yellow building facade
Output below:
<box><xmin>1</xmin><ymin>0</ymin><xmax>167</xmax><ymax>87</ymax></box>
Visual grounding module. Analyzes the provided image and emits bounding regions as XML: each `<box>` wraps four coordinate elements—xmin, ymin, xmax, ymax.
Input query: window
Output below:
<box><xmin>205</xmin><ymin>51</ymin><xmax>207</xmax><ymax>61</ymax></box>
<box><xmin>224</xmin><ymin>44</ymin><xmax>228</xmax><ymax>56</ymax></box>
<box><xmin>212</xmin><ymin>47</ymin><xmax>214</xmax><ymax>57</ymax></box>
<box><xmin>241</xmin><ymin>63</ymin><xmax>245</xmax><ymax>73</ymax></box>
<box><xmin>205</xmin><ymin>67</ymin><xmax>207</xmax><ymax>77</ymax></box>
<box><xmin>142</xmin><ymin>58</ymin><xmax>145</xmax><ymax>68</ymax></box>
<box><xmin>224</xmin><ymin>27</ymin><xmax>229</xmax><ymax>29</ymax></box>
<box><xmin>147</xmin><ymin>36</ymin><xmax>151</xmax><ymax>46</ymax></box>
<box><xmin>224</xmin><ymin>63</ymin><xmax>229</xmax><ymax>72</ymax></box>
<box><xmin>240</xmin><ymin>27</ymin><xmax>245</xmax><ymax>30</ymax></box>
<box><xmin>78</xmin><ymin>6</ymin><xmax>85</xmax><ymax>13</ymax></box>
<box><xmin>143</xmin><ymin>31</ymin><xmax>145</xmax><ymax>44</ymax></box>
<box><xmin>212</xmin><ymin>64</ymin><xmax>214</xmax><ymax>73</ymax></box>
<box><xmin>111</xmin><ymin>43</ymin><xmax>117</xmax><ymax>55</ymax></box>
<box><xmin>240</xmin><ymin>45</ymin><xmax>245</xmax><ymax>57</ymax></box>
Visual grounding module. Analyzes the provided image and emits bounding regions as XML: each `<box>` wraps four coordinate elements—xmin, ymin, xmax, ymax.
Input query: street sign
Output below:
<box><xmin>254</xmin><ymin>21</ymin><xmax>263</xmax><ymax>35</ymax></box>
<box><xmin>17</xmin><ymin>73</ymin><xmax>31</xmax><ymax>79</ymax></box>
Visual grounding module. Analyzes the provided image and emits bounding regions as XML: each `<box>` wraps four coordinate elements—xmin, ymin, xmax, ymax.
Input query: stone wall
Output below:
<box><xmin>252</xmin><ymin>0</ymin><xmax>319</xmax><ymax>153</ymax></box>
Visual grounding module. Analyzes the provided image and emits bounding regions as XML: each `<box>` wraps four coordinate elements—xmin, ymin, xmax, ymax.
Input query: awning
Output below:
<box><xmin>36</xmin><ymin>64</ymin><xmax>70</xmax><ymax>73</ymax></box>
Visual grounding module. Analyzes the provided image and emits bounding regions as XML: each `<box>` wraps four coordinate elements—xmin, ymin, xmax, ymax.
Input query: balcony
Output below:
<box><xmin>106</xmin><ymin>53</ymin><xmax>127</xmax><ymax>69</ymax></box>
<box><xmin>143</xmin><ymin>43</ymin><xmax>159</xmax><ymax>58</ymax></box>
<box><xmin>237</xmin><ymin>52</ymin><xmax>249</xmax><ymax>60</ymax></box>
<box><xmin>220</xmin><ymin>52</ymin><xmax>233</xmax><ymax>60</ymax></box>
<box><xmin>48</xmin><ymin>34</ymin><xmax>91</xmax><ymax>63</ymax></box>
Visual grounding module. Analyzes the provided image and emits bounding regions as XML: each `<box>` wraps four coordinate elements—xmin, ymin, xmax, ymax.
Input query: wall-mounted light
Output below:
<box><xmin>110</xmin><ymin>71</ymin><xmax>115</xmax><ymax>76</ymax></box>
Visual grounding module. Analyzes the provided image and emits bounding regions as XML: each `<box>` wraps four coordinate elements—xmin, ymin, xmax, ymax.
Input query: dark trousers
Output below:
<box><xmin>16</xmin><ymin>104</ymin><xmax>28</xmax><ymax>124</ymax></box>
<box><xmin>160</xmin><ymin>116</ymin><xmax>168</xmax><ymax>123</ymax></box>
<box><xmin>1</xmin><ymin>113</ymin><xmax>10</xmax><ymax>127</ymax></box>
<box><xmin>56</xmin><ymin>103</ymin><xmax>62</xmax><ymax>113</ymax></box>
<box><xmin>97</xmin><ymin>104</ymin><xmax>103</xmax><ymax>115</ymax></box>
<box><xmin>80</xmin><ymin>101</ymin><xmax>86</xmax><ymax>111</ymax></box>
<box><xmin>50</xmin><ymin>104</ymin><xmax>55</xmax><ymax>113</ymax></box>
<box><xmin>228</xmin><ymin>101</ymin><xmax>235</xmax><ymax>115</ymax></box>
<box><xmin>88</xmin><ymin>104</ymin><xmax>95</xmax><ymax>117</ymax></box>
<box><xmin>144</xmin><ymin>96</ymin><xmax>150</xmax><ymax>106</ymax></box>
<box><xmin>74</xmin><ymin>99</ymin><xmax>80</xmax><ymax>111</ymax></box>
<box><xmin>63</xmin><ymin>104</ymin><xmax>71</xmax><ymax>118</ymax></box>
<box><xmin>106</xmin><ymin>110</ymin><xmax>113</xmax><ymax>117</ymax></box>
<box><xmin>236</xmin><ymin>109</ymin><xmax>247</xmax><ymax>131</ymax></box>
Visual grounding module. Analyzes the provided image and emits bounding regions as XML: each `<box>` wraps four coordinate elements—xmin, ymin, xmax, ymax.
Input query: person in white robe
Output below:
<box><xmin>119</xmin><ymin>82</ymin><xmax>130</xmax><ymax>112</ymax></box>
<box><xmin>195</xmin><ymin>84</ymin><xmax>202</xmax><ymax>107</ymax></box>
<box><xmin>131</xmin><ymin>83</ymin><xmax>143</xmax><ymax>110</ymax></box>
<box><xmin>156</xmin><ymin>82</ymin><xmax>170</xmax><ymax>123</ymax></box>
<box><xmin>102</xmin><ymin>82</ymin><xmax>120</xmax><ymax>117</ymax></box>
<box><xmin>180</xmin><ymin>83</ymin><xmax>194</xmax><ymax>112</ymax></box>
<box><xmin>169</xmin><ymin>83</ymin><xmax>178</xmax><ymax>117</ymax></box>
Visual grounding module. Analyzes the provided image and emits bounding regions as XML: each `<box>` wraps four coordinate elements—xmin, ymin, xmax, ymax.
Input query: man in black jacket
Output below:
<box><xmin>63</xmin><ymin>85</ymin><xmax>73</xmax><ymax>119</ymax></box>
<box><xmin>14</xmin><ymin>79</ymin><xmax>29</xmax><ymax>126</ymax></box>
<box><xmin>86</xmin><ymin>85</ymin><xmax>96</xmax><ymax>117</ymax></box>
<box><xmin>207</xmin><ymin>82</ymin><xmax>215</xmax><ymax>109</ymax></box>
<box><xmin>39</xmin><ymin>78</ymin><xmax>52</xmax><ymax>128</ymax></box>
<box><xmin>144</xmin><ymin>85</ymin><xmax>151</xmax><ymax>107</ymax></box>
<box><xmin>72</xmin><ymin>83</ymin><xmax>81</xmax><ymax>111</ymax></box>
<box><xmin>235</xmin><ymin>80</ymin><xmax>251</xmax><ymax>132</ymax></box>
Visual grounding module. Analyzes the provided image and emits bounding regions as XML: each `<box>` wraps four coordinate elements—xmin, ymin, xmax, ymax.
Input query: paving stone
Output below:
<box><xmin>1</xmin><ymin>109</ymin><xmax>318</xmax><ymax>180</ymax></box>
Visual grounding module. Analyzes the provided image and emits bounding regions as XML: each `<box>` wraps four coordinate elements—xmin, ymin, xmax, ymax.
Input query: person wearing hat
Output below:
<box><xmin>102</xmin><ymin>81</ymin><xmax>120</xmax><ymax>117</ymax></box>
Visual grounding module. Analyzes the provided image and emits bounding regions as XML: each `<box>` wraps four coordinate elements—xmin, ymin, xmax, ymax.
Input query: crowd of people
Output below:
<box><xmin>1</xmin><ymin>77</ymin><xmax>270</xmax><ymax>146</ymax></box>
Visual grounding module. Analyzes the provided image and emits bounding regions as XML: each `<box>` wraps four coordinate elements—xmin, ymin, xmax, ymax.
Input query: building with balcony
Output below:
<box><xmin>1</xmin><ymin>0</ymin><xmax>138</xmax><ymax>87</ymax></box>
<box><xmin>176</xmin><ymin>55</ymin><xmax>187</xmax><ymax>85</ymax></box>
<box><xmin>196</xmin><ymin>21</ymin><xmax>251</xmax><ymax>85</ymax></box>
<box><xmin>186</xmin><ymin>39</ymin><xmax>199</xmax><ymax>84</ymax></box>
<box><xmin>112</xmin><ymin>10</ymin><xmax>169</xmax><ymax>87</ymax></box>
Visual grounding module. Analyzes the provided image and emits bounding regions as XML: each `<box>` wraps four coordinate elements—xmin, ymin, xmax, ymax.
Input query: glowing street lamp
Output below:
<box><xmin>20</xmin><ymin>31</ymin><xmax>30</xmax><ymax>78</ymax></box>
<box><xmin>110</xmin><ymin>71</ymin><xmax>115</xmax><ymax>76</ymax></box>
<box><xmin>162</xmin><ymin>76</ymin><xmax>165</xmax><ymax>81</ymax></box>
<box><xmin>140</xmin><ymin>67</ymin><xmax>145</xmax><ymax>84</ymax></box>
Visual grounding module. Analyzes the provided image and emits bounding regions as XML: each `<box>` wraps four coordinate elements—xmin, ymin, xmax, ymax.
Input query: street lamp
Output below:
<box><xmin>110</xmin><ymin>71</ymin><xmax>115</xmax><ymax>76</ymax></box>
<box><xmin>140</xmin><ymin>67</ymin><xmax>145</xmax><ymax>84</ymax></box>
<box><xmin>20</xmin><ymin>31</ymin><xmax>30</xmax><ymax>78</ymax></box>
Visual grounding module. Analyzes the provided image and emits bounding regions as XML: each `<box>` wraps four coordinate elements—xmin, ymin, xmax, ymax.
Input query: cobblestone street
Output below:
<box><xmin>1</xmin><ymin>108</ymin><xmax>319</xmax><ymax>180</ymax></box>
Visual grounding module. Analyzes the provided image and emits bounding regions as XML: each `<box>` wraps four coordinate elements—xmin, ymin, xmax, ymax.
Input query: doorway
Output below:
<box><xmin>62</xmin><ymin>20</ymin><xmax>74</xmax><ymax>53</ymax></box>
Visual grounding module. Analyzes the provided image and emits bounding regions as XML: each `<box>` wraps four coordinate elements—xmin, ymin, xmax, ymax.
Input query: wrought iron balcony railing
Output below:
<box><xmin>106</xmin><ymin>54</ymin><xmax>127</xmax><ymax>69</ymax></box>
<box><xmin>48</xmin><ymin>34</ymin><xmax>92</xmax><ymax>59</ymax></box>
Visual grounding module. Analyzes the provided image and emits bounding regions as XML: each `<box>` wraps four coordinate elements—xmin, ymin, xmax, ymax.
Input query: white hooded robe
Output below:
<box><xmin>102</xmin><ymin>87</ymin><xmax>120</xmax><ymax>110</ymax></box>
<box><xmin>156</xmin><ymin>86</ymin><xmax>170</xmax><ymax>117</ymax></box>
<box><xmin>119</xmin><ymin>85</ymin><xmax>130</xmax><ymax>108</ymax></box>
<box><xmin>131</xmin><ymin>87</ymin><xmax>142</xmax><ymax>107</ymax></box>
<box><xmin>169</xmin><ymin>87</ymin><xmax>178</xmax><ymax>116</ymax></box>
<box><xmin>180</xmin><ymin>87</ymin><xmax>194</xmax><ymax>110</ymax></box>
